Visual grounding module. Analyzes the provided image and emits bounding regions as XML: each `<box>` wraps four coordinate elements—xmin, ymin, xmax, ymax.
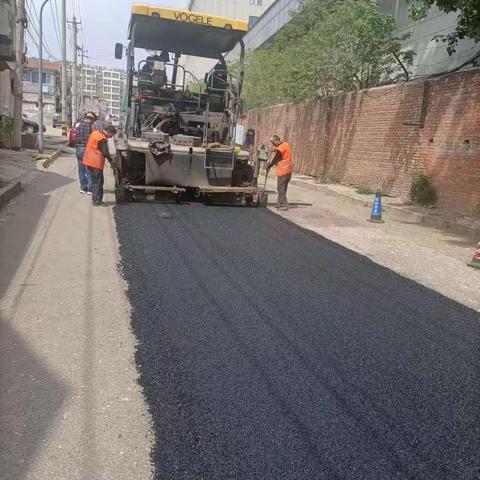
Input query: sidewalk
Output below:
<box><xmin>290</xmin><ymin>174</ymin><xmax>480</xmax><ymax>241</ymax></box>
<box><xmin>0</xmin><ymin>152</ymin><xmax>153</xmax><ymax>480</ymax></box>
<box><xmin>265</xmin><ymin>173</ymin><xmax>480</xmax><ymax>312</ymax></box>
<box><xmin>0</xmin><ymin>130</ymin><xmax>71</xmax><ymax>209</ymax></box>
<box><xmin>0</xmin><ymin>149</ymin><xmax>41</xmax><ymax>208</ymax></box>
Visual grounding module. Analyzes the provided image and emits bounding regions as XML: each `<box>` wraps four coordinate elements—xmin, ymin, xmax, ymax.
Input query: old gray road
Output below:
<box><xmin>0</xmin><ymin>156</ymin><xmax>152</xmax><ymax>480</ymax></box>
<box><xmin>115</xmin><ymin>202</ymin><xmax>480</xmax><ymax>480</ymax></box>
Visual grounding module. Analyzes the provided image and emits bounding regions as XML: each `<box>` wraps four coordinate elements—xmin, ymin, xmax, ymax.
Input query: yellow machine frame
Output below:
<box><xmin>131</xmin><ymin>4</ymin><xmax>248</xmax><ymax>32</ymax></box>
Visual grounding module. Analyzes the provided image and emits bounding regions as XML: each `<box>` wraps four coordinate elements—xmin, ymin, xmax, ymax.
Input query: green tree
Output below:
<box><xmin>408</xmin><ymin>0</ymin><xmax>480</xmax><ymax>54</ymax></box>
<box><xmin>240</xmin><ymin>0</ymin><xmax>413</xmax><ymax>109</ymax></box>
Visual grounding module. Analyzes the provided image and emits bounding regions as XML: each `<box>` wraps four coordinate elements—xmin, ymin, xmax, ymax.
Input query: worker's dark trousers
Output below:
<box><xmin>277</xmin><ymin>173</ymin><xmax>292</xmax><ymax>207</ymax></box>
<box><xmin>87</xmin><ymin>166</ymin><xmax>104</xmax><ymax>204</ymax></box>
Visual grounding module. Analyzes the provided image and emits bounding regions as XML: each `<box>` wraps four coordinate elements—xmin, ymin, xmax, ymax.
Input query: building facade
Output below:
<box><xmin>183</xmin><ymin>0</ymin><xmax>276</xmax><ymax>79</ymax></box>
<box><xmin>80</xmin><ymin>65</ymin><xmax>127</xmax><ymax>117</ymax></box>
<box><xmin>22</xmin><ymin>58</ymin><xmax>62</xmax><ymax>124</ymax></box>
<box><xmin>378</xmin><ymin>0</ymin><xmax>479</xmax><ymax>77</ymax></box>
<box><xmin>0</xmin><ymin>0</ymin><xmax>16</xmax><ymax>146</ymax></box>
<box><xmin>20</xmin><ymin>59</ymin><xmax>127</xmax><ymax>126</ymax></box>
<box><xmin>226</xmin><ymin>0</ymin><xmax>300</xmax><ymax>61</ymax></box>
<box><xmin>226</xmin><ymin>0</ymin><xmax>480</xmax><ymax>79</ymax></box>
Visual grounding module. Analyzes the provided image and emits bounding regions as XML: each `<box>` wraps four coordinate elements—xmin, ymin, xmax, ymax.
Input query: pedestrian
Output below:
<box><xmin>82</xmin><ymin>125</ymin><xmax>117</xmax><ymax>206</ymax></box>
<box><xmin>75</xmin><ymin>111</ymin><xmax>97</xmax><ymax>194</ymax></box>
<box><xmin>266</xmin><ymin>135</ymin><xmax>293</xmax><ymax>210</ymax></box>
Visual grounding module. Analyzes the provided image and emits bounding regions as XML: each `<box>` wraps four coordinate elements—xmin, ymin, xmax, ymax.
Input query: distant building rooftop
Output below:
<box><xmin>25</xmin><ymin>58</ymin><xmax>62</xmax><ymax>72</ymax></box>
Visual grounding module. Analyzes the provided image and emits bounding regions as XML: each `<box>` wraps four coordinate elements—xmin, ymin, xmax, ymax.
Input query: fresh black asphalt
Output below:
<box><xmin>114</xmin><ymin>203</ymin><xmax>480</xmax><ymax>480</ymax></box>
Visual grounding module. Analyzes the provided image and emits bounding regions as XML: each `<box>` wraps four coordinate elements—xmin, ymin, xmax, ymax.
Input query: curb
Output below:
<box><xmin>0</xmin><ymin>181</ymin><xmax>22</xmax><ymax>209</ymax></box>
<box><xmin>290</xmin><ymin>178</ymin><xmax>480</xmax><ymax>241</ymax></box>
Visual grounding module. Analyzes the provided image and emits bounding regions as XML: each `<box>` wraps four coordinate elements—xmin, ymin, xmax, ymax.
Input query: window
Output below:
<box><xmin>248</xmin><ymin>16</ymin><xmax>259</xmax><ymax>27</ymax></box>
<box><xmin>44</xmin><ymin>72</ymin><xmax>54</xmax><ymax>85</ymax></box>
<box><xmin>250</xmin><ymin>0</ymin><xmax>262</xmax><ymax>5</ymax></box>
<box><xmin>24</xmin><ymin>70</ymin><xmax>46</xmax><ymax>83</ymax></box>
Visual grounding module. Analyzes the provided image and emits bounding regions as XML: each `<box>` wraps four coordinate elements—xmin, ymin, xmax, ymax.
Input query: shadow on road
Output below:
<box><xmin>0</xmin><ymin>320</ymin><xmax>69</xmax><ymax>479</ymax></box>
<box><xmin>0</xmin><ymin>170</ymin><xmax>73</xmax><ymax>300</ymax></box>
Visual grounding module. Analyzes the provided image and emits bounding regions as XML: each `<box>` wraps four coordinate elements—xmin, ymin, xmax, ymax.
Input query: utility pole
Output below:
<box><xmin>68</xmin><ymin>16</ymin><xmax>80</xmax><ymax>125</ymax></box>
<box><xmin>78</xmin><ymin>46</ymin><xmax>86</xmax><ymax>115</ymax></box>
<box><xmin>90</xmin><ymin>69</ymin><xmax>94</xmax><ymax>111</ymax></box>
<box><xmin>13</xmin><ymin>0</ymin><xmax>26</xmax><ymax>150</ymax></box>
<box><xmin>38</xmin><ymin>0</ymin><xmax>51</xmax><ymax>154</ymax></box>
<box><xmin>61</xmin><ymin>0</ymin><xmax>67</xmax><ymax>135</ymax></box>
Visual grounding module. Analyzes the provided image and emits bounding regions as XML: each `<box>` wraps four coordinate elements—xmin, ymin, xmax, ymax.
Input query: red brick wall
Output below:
<box><xmin>248</xmin><ymin>70</ymin><xmax>480</xmax><ymax>214</ymax></box>
<box><xmin>420</xmin><ymin>73</ymin><xmax>480</xmax><ymax>214</ymax></box>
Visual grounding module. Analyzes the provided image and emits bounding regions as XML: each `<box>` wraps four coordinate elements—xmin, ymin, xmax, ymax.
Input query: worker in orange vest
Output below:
<box><xmin>267</xmin><ymin>135</ymin><xmax>293</xmax><ymax>211</ymax></box>
<box><xmin>82</xmin><ymin>125</ymin><xmax>117</xmax><ymax>206</ymax></box>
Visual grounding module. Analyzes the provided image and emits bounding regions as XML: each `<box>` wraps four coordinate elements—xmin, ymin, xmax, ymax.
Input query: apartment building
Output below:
<box><xmin>80</xmin><ymin>65</ymin><xmax>127</xmax><ymax>117</ymax></box>
<box><xmin>22</xmin><ymin>58</ymin><xmax>62</xmax><ymax>123</ymax></box>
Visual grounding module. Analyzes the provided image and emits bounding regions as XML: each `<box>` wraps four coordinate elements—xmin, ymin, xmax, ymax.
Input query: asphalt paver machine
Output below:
<box><xmin>113</xmin><ymin>4</ymin><xmax>266</xmax><ymax>206</ymax></box>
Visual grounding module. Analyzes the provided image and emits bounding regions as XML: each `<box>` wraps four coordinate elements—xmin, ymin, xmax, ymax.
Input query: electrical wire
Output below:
<box><xmin>26</xmin><ymin>1</ymin><xmax>56</xmax><ymax>58</ymax></box>
<box><xmin>76</xmin><ymin>0</ymin><xmax>86</xmax><ymax>49</ymax></box>
<box><xmin>50</xmin><ymin>0</ymin><xmax>62</xmax><ymax>56</ymax></box>
<box><xmin>412</xmin><ymin>50</ymin><xmax>480</xmax><ymax>80</ymax></box>
<box><xmin>26</xmin><ymin>29</ymin><xmax>40</xmax><ymax>52</ymax></box>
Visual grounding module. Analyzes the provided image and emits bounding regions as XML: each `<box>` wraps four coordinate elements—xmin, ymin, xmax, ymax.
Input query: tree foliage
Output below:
<box><xmin>239</xmin><ymin>0</ymin><xmax>413</xmax><ymax>109</ymax></box>
<box><xmin>408</xmin><ymin>0</ymin><xmax>480</xmax><ymax>54</ymax></box>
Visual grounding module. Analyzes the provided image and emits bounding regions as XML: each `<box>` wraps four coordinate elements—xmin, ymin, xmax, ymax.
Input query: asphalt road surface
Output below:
<box><xmin>114</xmin><ymin>202</ymin><xmax>479</xmax><ymax>480</ymax></box>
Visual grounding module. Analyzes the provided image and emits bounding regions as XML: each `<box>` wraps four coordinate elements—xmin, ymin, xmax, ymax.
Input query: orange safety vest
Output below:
<box><xmin>275</xmin><ymin>142</ymin><xmax>293</xmax><ymax>177</ymax></box>
<box><xmin>83</xmin><ymin>130</ymin><xmax>107</xmax><ymax>170</ymax></box>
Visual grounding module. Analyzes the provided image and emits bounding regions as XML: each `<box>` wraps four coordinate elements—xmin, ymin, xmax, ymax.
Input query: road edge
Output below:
<box><xmin>0</xmin><ymin>181</ymin><xmax>22</xmax><ymax>209</ymax></box>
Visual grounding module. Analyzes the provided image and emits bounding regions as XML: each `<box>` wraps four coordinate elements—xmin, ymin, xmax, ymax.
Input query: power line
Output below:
<box><xmin>76</xmin><ymin>0</ymin><xmax>86</xmax><ymax>49</ymax></box>
<box><xmin>26</xmin><ymin>29</ymin><xmax>40</xmax><ymax>52</ymax></box>
<box><xmin>50</xmin><ymin>0</ymin><xmax>62</xmax><ymax>55</ymax></box>
<box><xmin>26</xmin><ymin>1</ymin><xmax>56</xmax><ymax>58</ymax></box>
<box><xmin>31</xmin><ymin>0</ymin><xmax>56</xmax><ymax>56</ymax></box>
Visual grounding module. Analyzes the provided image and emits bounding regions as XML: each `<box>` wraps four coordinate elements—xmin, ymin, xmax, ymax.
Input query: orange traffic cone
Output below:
<box><xmin>467</xmin><ymin>241</ymin><xmax>480</xmax><ymax>270</ymax></box>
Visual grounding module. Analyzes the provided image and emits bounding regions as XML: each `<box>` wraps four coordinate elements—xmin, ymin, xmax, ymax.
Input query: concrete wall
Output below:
<box><xmin>248</xmin><ymin>70</ymin><xmax>480</xmax><ymax>215</ymax></box>
<box><xmin>188</xmin><ymin>0</ymin><xmax>273</xmax><ymax>21</ymax></box>
<box><xmin>379</xmin><ymin>0</ymin><xmax>479</xmax><ymax>77</ymax></box>
<box><xmin>227</xmin><ymin>0</ymin><xmax>301</xmax><ymax>60</ymax></box>
<box><xmin>0</xmin><ymin>69</ymin><xmax>14</xmax><ymax>117</ymax></box>
<box><xmin>183</xmin><ymin>0</ymin><xmax>276</xmax><ymax>78</ymax></box>
<box><xmin>0</xmin><ymin>0</ymin><xmax>16</xmax><ymax>61</ymax></box>
<box><xmin>22</xmin><ymin>92</ymin><xmax>57</xmax><ymax>124</ymax></box>
<box><xmin>227</xmin><ymin>0</ymin><xmax>480</xmax><ymax>78</ymax></box>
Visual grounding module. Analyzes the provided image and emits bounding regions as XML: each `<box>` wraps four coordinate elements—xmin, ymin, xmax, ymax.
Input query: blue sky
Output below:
<box><xmin>28</xmin><ymin>0</ymin><xmax>188</xmax><ymax>68</ymax></box>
